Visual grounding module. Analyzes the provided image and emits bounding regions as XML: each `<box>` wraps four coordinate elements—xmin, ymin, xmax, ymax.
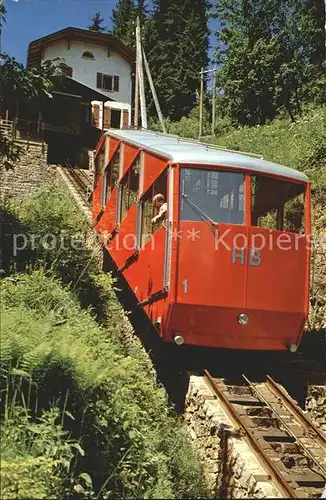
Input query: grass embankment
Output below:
<box><xmin>0</xmin><ymin>187</ymin><xmax>207</xmax><ymax>499</ymax></box>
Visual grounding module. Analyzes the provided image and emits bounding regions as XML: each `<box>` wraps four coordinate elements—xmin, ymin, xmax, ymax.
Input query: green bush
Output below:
<box><xmin>1</xmin><ymin>456</ymin><xmax>63</xmax><ymax>499</ymax></box>
<box><xmin>1</xmin><ymin>405</ymin><xmax>78</xmax><ymax>499</ymax></box>
<box><xmin>1</xmin><ymin>185</ymin><xmax>111</xmax><ymax>321</ymax></box>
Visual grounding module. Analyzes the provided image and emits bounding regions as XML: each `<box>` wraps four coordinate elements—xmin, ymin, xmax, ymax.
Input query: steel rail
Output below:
<box><xmin>242</xmin><ymin>375</ymin><xmax>326</xmax><ymax>479</ymax></box>
<box><xmin>65</xmin><ymin>166</ymin><xmax>92</xmax><ymax>203</ymax></box>
<box><xmin>266</xmin><ymin>375</ymin><xmax>326</xmax><ymax>448</ymax></box>
<box><xmin>203</xmin><ymin>370</ymin><xmax>298</xmax><ymax>499</ymax></box>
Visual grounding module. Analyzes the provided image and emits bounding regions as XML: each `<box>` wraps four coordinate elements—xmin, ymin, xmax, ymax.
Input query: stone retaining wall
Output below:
<box><xmin>306</xmin><ymin>385</ymin><xmax>326</xmax><ymax>432</ymax></box>
<box><xmin>185</xmin><ymin>376</ymin><xmax>280</xmax><ymax>499</ymax></box>
<box><xmin>0</xmin><ymin>140</ymin><xmax>56</xmax><ymax>201</ymax></box>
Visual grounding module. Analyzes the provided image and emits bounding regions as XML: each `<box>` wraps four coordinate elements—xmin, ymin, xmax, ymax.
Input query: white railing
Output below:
<box><xmin>0</xmin><ymin>119</ymin><xmax>14</xmax><ymax>137</ymax></box>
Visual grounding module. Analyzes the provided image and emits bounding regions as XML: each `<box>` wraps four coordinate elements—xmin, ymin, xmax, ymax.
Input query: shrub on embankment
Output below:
<box><xmin>0</xmin><ymin>187</ymin><xmax>207</xmax><ymax>499</ymax></box>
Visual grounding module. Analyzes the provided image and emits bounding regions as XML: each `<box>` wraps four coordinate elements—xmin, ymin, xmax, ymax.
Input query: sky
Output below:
<box><xmin>1</xmin><ymin>0</ymin><xmax>218</xmax><ymax>67</ymax></box>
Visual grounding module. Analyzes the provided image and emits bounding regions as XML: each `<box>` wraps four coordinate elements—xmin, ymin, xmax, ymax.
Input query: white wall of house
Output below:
<box><xmin>43</xmin><ymin>40</ymin><xmax>132</xmax><ymax>105</ymax></box>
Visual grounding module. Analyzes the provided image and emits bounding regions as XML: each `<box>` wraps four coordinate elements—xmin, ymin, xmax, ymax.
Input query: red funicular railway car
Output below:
<box><xmin>92</xmin><ymin>130</ymin><xmax>311</xmax><ymax>351</ymax></box>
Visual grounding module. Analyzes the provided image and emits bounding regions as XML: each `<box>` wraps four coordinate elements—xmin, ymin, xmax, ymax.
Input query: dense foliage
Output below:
<box><xmin>213</xmin><ymin>0</ymin><xmax>325</xmax><ymax>125</ymax></box>
<box><xmin>0</xmin><ymin>186</ymin><xmax>207</xmax><ymax>499</ymax></box>
<box><xmin>146</xmin><ymin>0</ymin><xmax>209</xmax><ymax>120</ymax></box>
<box><xmin>97</xmin><ymin>0</ymin><xmax>324</xmax><ymax>125</ymax></box>
<box><xmin>110</xmin><ymin>0</ymin><xmax>147</xmax><ymax>49</ymax></box>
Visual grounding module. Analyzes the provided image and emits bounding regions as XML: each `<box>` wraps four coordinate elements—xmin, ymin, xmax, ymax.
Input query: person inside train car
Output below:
<box><xmin>151</xmin><ymin>194</ymin><xmax>167</xmax><ymax>225</ymax></box>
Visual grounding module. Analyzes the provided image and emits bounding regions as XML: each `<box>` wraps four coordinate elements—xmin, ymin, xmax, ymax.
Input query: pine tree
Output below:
<box><xmin>111</xmin><ymin>0</ymin><xmax>136</xmax><ymax>47</ymax></box>
<box><xmin>146</xmin><ymin>0</ymin><xmax>209</xmax><ymax>120</ymax></box>
<box><xmin>88</xmin><ymin>12</ymin><xmax>106</xmax><ymax>32</ymax></box>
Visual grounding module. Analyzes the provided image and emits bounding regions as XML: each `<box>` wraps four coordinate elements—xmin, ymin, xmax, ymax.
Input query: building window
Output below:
<box><xmin>97</xmin><ymin>72</ymin><xmax>120</xmax><ymax>92</ymax></box>
<box><xmin>82</xmin><ymin>51</ymin><xmax>95</xmax><ymax>60</ymax></box>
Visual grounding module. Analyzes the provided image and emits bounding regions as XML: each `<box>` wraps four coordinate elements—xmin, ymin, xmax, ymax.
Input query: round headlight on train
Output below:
<box><xmin>287</xmin><ymin>342</ymin><xmax>298</xmax><ymax>353</ymax></box>
<box><xmin>174</xmin><ymin>334</ymin><xmax>184</xmax><ymax>346</ymax></box>
<box><xmin>238</xmin><ymin>313</ymin><xmax>249</xmax><ymax>326</ymax></box>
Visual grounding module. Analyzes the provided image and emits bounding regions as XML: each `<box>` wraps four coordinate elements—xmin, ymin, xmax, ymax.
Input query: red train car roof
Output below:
<box><xmin>105</xmin><ymin>129</ymin><xmax>309</xmax><ymax>183</ymax></box>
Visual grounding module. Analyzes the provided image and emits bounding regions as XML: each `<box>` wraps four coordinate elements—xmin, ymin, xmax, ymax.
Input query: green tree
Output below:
<box><xmin>88</xmin><ymin>11</ymin><xmax>106</xmax><ymax>32</ymax></box>
<box><xmin>111</xmin><ymin>0</ymin><xmax>137</xmax><ymax>47</ymax></box>
<box><xmin>214</xmin><ymin>0</ymin><xmax>316</xmax><ymax>125</ymax></box>
<box><xmin>146</xmin><ymin>0</ymin><xmax>209</xmax><ymax>120</ymax></box>
<box><xmin>300</xmin><ymin>0</ymin><xmax>325</xmax><ymax>68</ymax></box>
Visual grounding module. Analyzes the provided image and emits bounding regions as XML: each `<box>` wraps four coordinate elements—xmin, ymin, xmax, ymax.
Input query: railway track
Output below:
<box><xmin>204</xmin><ymin>370</ymin><xmax>326</xmax><ymax>498</ymax></box>
<box><xmin>63</xmin><ymin>165</ymin><xmax>94</xmax><ymax>202</ymax></box>
<box><xmin>57</xmin><ymin>165</ymin><xmax>93</xmax><ymax>222</ymax></box>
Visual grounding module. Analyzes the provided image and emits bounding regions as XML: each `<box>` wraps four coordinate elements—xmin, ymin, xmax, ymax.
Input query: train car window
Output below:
<box><xmin>94</xmin><ymin>143</ymin><xmax>105</xmax><ymax>186</ymax></box>
<box><xmin>119</xmin><ymin>156</ymin><xmax>140</xmax><ymax>222</ymax></box>
<box><xmin>102</xmin><ymin>147</ymin><xmax>120</xmax><ymax>207</ymax></box>
<box><xmin>180</xmin><ymin>168</ymin><xmax>244</xmax><ymax>224</ymax></box>
<box><xmin>251</xmin><ymin>176</ymin><xmax>305</xmax><ymax>233</ymax></box>
<box><xmin>140</xmin><ymin>170</ymin><xmax>168</xmax><ymax>246</ymax></box>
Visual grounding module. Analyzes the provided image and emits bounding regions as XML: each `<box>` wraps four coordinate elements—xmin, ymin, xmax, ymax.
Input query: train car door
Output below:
<box><xmin>176</xmin><ymin>166</ymin><xmax>248</xmax><ymax>310</ymax></box>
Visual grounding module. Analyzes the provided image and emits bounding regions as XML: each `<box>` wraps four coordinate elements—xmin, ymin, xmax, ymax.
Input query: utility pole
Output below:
<box><xmin>199</xmin><ymin>67</ymin><xmax>204</xmax><ymax>139</ymax></box>
<box><xmin>199</xmin><ymin>67</ymin><xmax>216</xmax><ymax>139</ymax></box>
<box><xmin>135</xmin><ymin>16</ymin><xmax>147</xmax><ymax>129</ymax></box>
<box><xmin>211</xmin><ymin>69</ymin><xmax>217</xmax><ymax>136</ymax></box>
<box><xmin>134</xmin><ymin>62</ymin><xmax>139</xmax><ymax>128</ymax></box>
<box><xmin>142</xmin><ymin>47</ymin><xmax>166</xmax><ymax>134</ymax></box>
<box><xmin>0</xmin><ymin>0</ymin><xmax>4</xmax><ymax>58</ymax></box>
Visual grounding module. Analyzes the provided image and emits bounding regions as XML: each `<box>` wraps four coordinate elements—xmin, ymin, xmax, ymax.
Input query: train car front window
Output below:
<box><xmin>180</xmin><ymin>168</ymin><xmax>245</xmax><ymax>225</ymax></box>
<box><xmin>251</xmin><ymin>176</ymin><xmax>305</xmax><ymax>233</ymax></box>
